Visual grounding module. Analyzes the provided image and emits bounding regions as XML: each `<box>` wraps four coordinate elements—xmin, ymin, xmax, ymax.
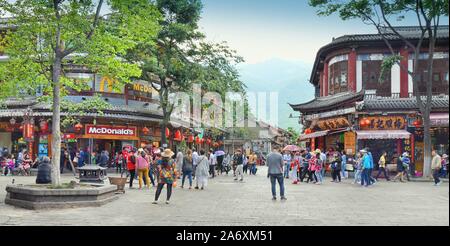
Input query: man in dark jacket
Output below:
<box><xmin>36</xmin><ymin>156</ymin><xmax>52</xmax><ymax>184</ymax></box>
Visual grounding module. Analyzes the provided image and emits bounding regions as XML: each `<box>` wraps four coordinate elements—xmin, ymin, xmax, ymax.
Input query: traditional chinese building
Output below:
<box><xmin>290</xmin><ymin>26</ymin><xmax>449</xmax><ymax>175</ymax></box>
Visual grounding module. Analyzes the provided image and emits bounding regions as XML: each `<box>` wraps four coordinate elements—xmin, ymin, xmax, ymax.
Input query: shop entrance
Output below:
<box><xmin>358</xmin><ymin>139</ymin><xmax>397</xmax><ymax>165</ymax></box>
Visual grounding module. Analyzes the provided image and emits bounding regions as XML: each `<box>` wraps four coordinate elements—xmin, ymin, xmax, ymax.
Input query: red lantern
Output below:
<box><xmin>174</xmin><ymin>130</ymin><xmax>182</xmax><ymax>141</ymax></box>
<box><xmin>74</xmin><ymin>123</ymin><xmax>83</xmax><ymax>132</ymax></box>
<box><xmin>360</xmin><ymin>118</ymin><xmax>370</xmax><ymax>127</ymax></box>
<box><xmin>188</xmin><ymin>135</ymin><xmax>194</xmax><ymax>143</ymax></box>
<box><xmin>206</xmin><ymin>138</ymin><xmax>212</xmax><ymax>145</ymax></box>
<box><xmin>142</xmin><ymin>127</ymin><xmax>150</xmax><ymax>135</ymax></box>
<box><xmin>195</xmin><ymin>136</ymin><xmax>201</xmax><ymax>144</ymax></box>
<box><xmin>165</xmin><ymin>128</ymin><xmax>170</xmax><ymax>138</ymax></box>
<box><xmin>413</xmin><ymin>119</ymin><xmax>422</xmax><ymax>127</ymax></box>
<box><xmin>218</xmin><ymin>140</ymin><xmax>223</xmax><ymax>146</ymax></box>
<box><xmin>39</xmin><ymin>120</ymin><xmax>49</xmax><ymax>133</ymax></box>
<box><xmin>304</xmin><ymin>128</ymin><xmax>312</xmax><ymax>134</ymax></box>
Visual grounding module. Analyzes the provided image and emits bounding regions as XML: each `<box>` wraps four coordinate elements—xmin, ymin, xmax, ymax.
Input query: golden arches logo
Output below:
<box><xmin>99</xmin><ymin>76</ymin><xmax>114</xmax><ymax>92</ymax></box>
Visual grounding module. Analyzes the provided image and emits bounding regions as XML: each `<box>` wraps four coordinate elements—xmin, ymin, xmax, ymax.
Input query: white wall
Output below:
<box><xmin>408</xmin><ymin>59</ymin><xmax>414</xmax><ymax>95</ymax></box>
<box><xmin>391</xmin><ymin>63</ymin><xmax>401</xmax><ymax>95</ymax></box>
<box><xmin>356</xmin><ymin>60</ymin><xmax>362</xmax><ymax>92</ymax></box>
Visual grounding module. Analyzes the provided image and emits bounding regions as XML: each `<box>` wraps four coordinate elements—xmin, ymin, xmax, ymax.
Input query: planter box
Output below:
<box><xmin>4</xmin><ymin>184</ymin><xmax>118</xmax><ymax>210</ymax></box>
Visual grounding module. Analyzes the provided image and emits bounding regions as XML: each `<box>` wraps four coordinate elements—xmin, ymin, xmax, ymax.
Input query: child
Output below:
<box><xmin>2</xmin><ymin>154</ymin><xmax>15</xmax><ymax>176</ymax></box>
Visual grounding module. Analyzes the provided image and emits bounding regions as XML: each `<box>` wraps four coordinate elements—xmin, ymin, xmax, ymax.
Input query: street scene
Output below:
<box><xmin>0</xmin><ymin>0</ymin><xmax>449</xmax><ymax>227</ymax></box>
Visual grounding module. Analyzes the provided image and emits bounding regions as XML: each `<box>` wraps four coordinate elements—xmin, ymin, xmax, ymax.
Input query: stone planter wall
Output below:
<box><xmin>5</xmin><ymin>184</ymin><xmax>118</xmax><ymax>210</ymax></box>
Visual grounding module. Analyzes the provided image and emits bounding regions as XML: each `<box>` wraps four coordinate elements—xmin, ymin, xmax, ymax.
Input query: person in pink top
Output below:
<box><xmin>307</xmin><ymin>154</ymin><xmax>318</xmax><ymax>183</ymax></box>
<box><xmin>136</xmin><ymin>148</ymin><xmax>151</xmax><ymax>189</ymax></box>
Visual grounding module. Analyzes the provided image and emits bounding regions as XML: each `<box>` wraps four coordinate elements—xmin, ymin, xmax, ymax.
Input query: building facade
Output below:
<box><xmin>290</xmin><ymin>26</ymin><xmax>449</xmax><ymax>175</ymax></box>
<box><xmin>0</xmin><ymin>18</ymin><xmax>224</xmax><ymax>161</ymax></box>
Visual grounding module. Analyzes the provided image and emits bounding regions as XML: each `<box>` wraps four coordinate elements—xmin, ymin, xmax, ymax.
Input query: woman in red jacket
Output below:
<box><xmin>127</xmin><ymin>148</ymin><xmax>137</xmax><ymax>188</ymax></box>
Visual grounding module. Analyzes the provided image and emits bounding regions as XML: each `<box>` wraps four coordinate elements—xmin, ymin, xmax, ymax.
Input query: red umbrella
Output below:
<box><xmin>283</xmin><ymin>145</ymin><xmax>301</xmax><ymax>152</ymax></box>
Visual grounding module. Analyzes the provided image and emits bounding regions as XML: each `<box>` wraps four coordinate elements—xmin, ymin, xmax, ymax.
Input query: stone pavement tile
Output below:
<box><xmin>0</xmin><ymin>166</ymin><xmax>448</xmax><ymax>226</ymax></box>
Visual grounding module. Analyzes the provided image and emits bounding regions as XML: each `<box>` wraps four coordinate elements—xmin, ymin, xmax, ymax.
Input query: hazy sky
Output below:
<box><xmin>199</xmin><ymin>0</ymin><xmax>448</xmax><ymax>64</ymax></box>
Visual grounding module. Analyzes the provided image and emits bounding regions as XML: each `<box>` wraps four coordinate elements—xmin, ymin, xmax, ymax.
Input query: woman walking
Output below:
<box><xmin>195</xmin><ymin>150</ymin><xmax>210</xmax><ymax>190</ymax></box>
<box><xmin>181</xmin><ymin>149</ymin><xmax>194</xmax><ymax>189</ymax></box>
<box><xmin>330</xmin><ymin>153</ymin><xmax>341</xmax><ymax>182</ymax></box>
<box><xmin>375</xmin><ymin>151</ymin><xmax>390</xmax><ymax>181</ymax></box>
<box><xmin>307</xmin><ymin>152</ymin><xmax>318</xmax><ymax>183</ymax></box>
<box><xmin>353</xmin><ymin>152</ymin><xmax>363</xmax><ymax>184</ymax></box>
<box><xmin>392</xmin><ymin>154</ymin><xmax>406</xmax><ymax>183</ymax></box>
<box><xmin>136</xmin><ymin>148</ymin><xmax>151</xmax><ymax>189</ymax></box>
<box><xmin>153</xmin><ymin>149</ymin><xmax>178</xmax><ymax>204</ymax></box>
<box><xmin>315</xmin><ymin>152</ymin><xmax>323</xmax><ymax>185</ymax></box>
<box><xmin>127</xmin><ymin>148</ymin><xmax>137</xmax><ymax>189</ymax></box>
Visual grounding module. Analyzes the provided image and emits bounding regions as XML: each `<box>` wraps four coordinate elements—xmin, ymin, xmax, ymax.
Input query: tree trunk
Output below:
<box><xmin>422</xmin><ymin>110</ymin><xmax>432</xmax><ymax>178</ymax></box>
<box><xmin>51</xmin><ymin>58</ymin><xmax>62</xmax><ymax>185</ymax></box>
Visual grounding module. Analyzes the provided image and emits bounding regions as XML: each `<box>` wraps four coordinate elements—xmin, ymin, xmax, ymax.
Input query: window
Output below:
<box><xmin>361</xmin><ymin>60</ymin><xmax>391</xmax><ymax>96</ymax></box>
<box><xmin>328</xmin><ymin>59</ymin><xmax>348</xmax><ymax>95</ymax></box>
<box><xmin>415</xmin><ymin>56</ymin><xmax>449</xmax><ymax>95</ymax></box>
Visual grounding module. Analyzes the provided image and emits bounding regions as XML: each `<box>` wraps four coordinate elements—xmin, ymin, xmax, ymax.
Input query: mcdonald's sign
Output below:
<box><xmin>98</xmin><ymin>76</ymin><xmax>114</xmax><ymax>93</ymax></box>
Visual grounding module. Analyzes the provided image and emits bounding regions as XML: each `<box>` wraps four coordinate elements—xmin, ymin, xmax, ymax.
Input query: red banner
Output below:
<box><xmin>85</xmin><ymin>124</ymin><xmax>137</xmax><ymax>137</ymax></box>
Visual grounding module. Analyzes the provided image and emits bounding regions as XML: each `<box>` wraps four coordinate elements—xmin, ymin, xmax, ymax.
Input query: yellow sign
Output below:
<box><xmin>99</xmin><ymin>76</ymin><xmax>114</xmax><ymax>92</ymax></box>
<box><xmin>133</xmin><ymin>83</ymin><xmax>156</xmax><ymax>94</ymax></box>
<box><xmin>344</xmin><ymin>132</ymin><xmax>356</xmax><ymax>155</ymax></box>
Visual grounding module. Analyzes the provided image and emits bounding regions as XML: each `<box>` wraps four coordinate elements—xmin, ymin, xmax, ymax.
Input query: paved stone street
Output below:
<box><xmin>0</xmin><ymin>167</ymin><xmax>448</xmax><ymax>226</ymax></box>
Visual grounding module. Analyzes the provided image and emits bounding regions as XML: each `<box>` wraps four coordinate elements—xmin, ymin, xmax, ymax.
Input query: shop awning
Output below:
<box><xmin>430</xmin><ymin>113</ymin><xmax>449</xmax><ymax>127</ymax></box>
<box><xmin>298</xmin><ymin>130</ymin><xmax>329</xmax><ymax>141</ymax></box>
<box><xmin>356</xmin><ymin>130</ymin><xmax>411</xmax><ymax>140</ymax></box>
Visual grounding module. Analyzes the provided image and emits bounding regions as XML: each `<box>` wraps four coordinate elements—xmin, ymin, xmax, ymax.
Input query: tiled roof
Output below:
<box><xmin>331</xmin><ymin>26</ymin><xmax>449</xmax><ymax>44</ymax></box>
<box><xmin>289</xmin><ymin>91</ymin><xmax>364</xmax><ymax>113</ymax></box>
<box><xmin>362</xmin><ymin>95</ymin><xmax>449</xmax><ymax>110</ymax></box>
<box><xmin>309</xmin><ymin>26</ymin><xmax>449</xmax><ymax>86</ymax></box>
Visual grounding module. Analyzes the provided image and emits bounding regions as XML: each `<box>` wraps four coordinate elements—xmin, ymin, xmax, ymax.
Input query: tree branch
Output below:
<box><xmin>62</xmin><ymin>0</ymin><xmax>104</xmax><ymax>57</ymax></box>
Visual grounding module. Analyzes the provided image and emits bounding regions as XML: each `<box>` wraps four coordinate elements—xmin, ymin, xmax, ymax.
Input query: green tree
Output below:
<box><xmin>128</xmin><ymin>0</ymin><xmax>245</xmax><ymax>146</ymax></box>
<box><xmin>286</xmin><ymin>127</ymin><xmax>299</xmax><ymax>145</ymax></box>
<box><xmin>0</xmin><ymin>0</ymin><xmax>160</xmax><ymax>185</ymax></box>
<box><xmin>309</xmin><ymin>0</ymin><xmax>449</xmax><ymax>177</ymax></box>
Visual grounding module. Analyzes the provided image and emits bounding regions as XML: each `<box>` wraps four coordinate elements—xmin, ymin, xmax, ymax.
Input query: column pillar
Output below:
<box><xmin>348</xmin><ymin>49</ymin><xmax>357</xmax><ymax>92</ymax></box>
<box><xmin>400</xmin><ymin>47</ymin><xmax>409</xmax><ymax>98</ymax></box>
<box><xmin>323</xmin><ymin>61</ymin><xmax>329</xmax><ymax>96</ymax></box>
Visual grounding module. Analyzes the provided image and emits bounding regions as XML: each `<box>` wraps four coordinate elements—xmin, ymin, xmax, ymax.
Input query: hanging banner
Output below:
<box><xmin>360</xmin><ymin>116</ymin><xmax>406</xmax><ymax>130</ymax></box>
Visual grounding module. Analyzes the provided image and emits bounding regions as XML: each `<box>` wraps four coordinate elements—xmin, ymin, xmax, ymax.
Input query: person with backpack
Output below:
<box><xmin>153</xmin><ymin>149</ymin><xmax>178</xmax><ymax>204</ymax></box>
<box><xmin>136</xmin><ymin>148</ymin><xmax>151</xmax><ymax>189</ymax></box>
<box><xmin>181</xmin><ymin>149</ymin><xmax>194</xmax><ymax>189</ymax></box>
<box><xmin>127</xmin><ymin>148</ymin><xmax>137</xmax><ymax>189</ymax></box>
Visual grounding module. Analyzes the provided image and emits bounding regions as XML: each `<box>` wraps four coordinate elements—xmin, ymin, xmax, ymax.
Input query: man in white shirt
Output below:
<box><xmin>192</xmin><ymin>148</ymin><xmax>199</xmax><ymax>178</ymax></box>
<box><xmin>209</xmin><ymin>149</ymin><xmax>216</xmax><ymax>178</ymax></box>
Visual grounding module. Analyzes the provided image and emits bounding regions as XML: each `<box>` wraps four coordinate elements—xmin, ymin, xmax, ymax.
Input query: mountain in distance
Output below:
<box><xmin>237</xmin><ymin>58</ymin><xmax>315</xmax><ymax>131</ymax></box>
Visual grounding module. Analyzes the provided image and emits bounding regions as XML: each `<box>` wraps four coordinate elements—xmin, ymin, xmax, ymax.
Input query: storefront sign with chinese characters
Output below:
<box><xmin>360</xmin><ymin>116</ymin><xmax>406</xmax><ymax>130</ymax></box>
<box><xmin>316</xmin><ymin>117</ymin><xmax>350</xmax><ymax>130</ymax></box>
<box><xmin>305</xmin><ymin>107</ymin><xmax>355</xmax><ymax>121</ymax></box>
